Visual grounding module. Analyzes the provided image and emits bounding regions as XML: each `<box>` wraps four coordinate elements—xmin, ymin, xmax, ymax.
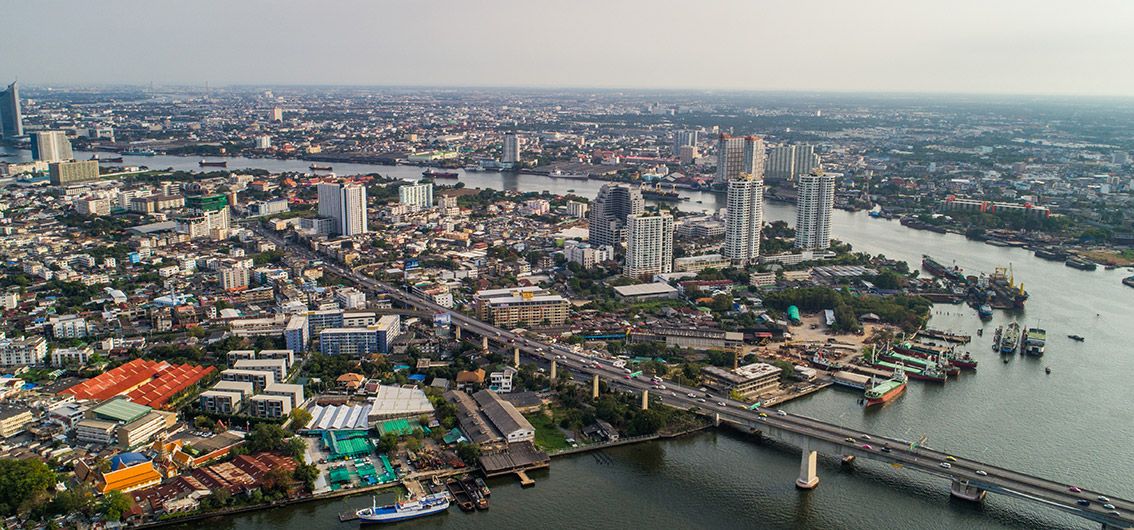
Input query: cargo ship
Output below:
<box><xmin>1034</xmin><ymin>247</ymin><xmax>1068</xmax><ymax>261</ymax></box>
<box><xmin>988</xmin><ymin>265</ymin><xmax>1028</xmax><ymax>308</ymax></box>
<box><xmin>870</xmin><ymin>357</ymin><xmax>947</xmax><ymax>383</ymax></box>
<box><xmin>640</xmin><ymin>188</ymin><xmax>689</xmax><ymax>202</ymax></box>
<box><xmin>355</xmin><ymin>493</ymin><xmax>451</xmax><ymax>523</ymax></box>
<box><xmin>122</xmin><ymin>148</ymin><xmax>156</xmax><ymax>156</ymax></box>
<box><xmin>922</xmin><ymin>255</ymin><xmax>967</xmax><ymax>283</ymax></box>
<box><xmin>864</xmin><ymin>370</ymin><xmax>908</xmax><ymax>406</ymax></box>
<box><xmin>91</xmin><ymin>155</ymin><xmax>124</xmax><ymax>163</ymax></box>
<box><xmin>199</xmin><ymin>160</ymin><xmax>228</xmax><ymax>168</ymax></box>
<box><xmin>1022</xmin><ymin>327</ymin><xmax>1046</xmax><ymax>356</ymax></box>
<box><xmin>1065</xmin><ymin>257</ymin><xmax>1097</xmax><ymax>271</ymax></box>
<box><xmin>879</xmin><ymin>349</ymin><xmax>959</xmax><ymax>376</ymax></box>
<box><xmin>422</xmin><ymin>169</ymin><xmax>459</xmax><ymax>179</ymax></box>
<box><xmin>309</xmin><ymin>164</ymin><xmax>333</xmax><ymax>171</ymax></box>
<box><xmin>894</xmin><ymin>341</ymin><xmax>977</xmax><ymax>370</ymax></box>
<box><xmin>810</xmin><ymin>350</ymin><xmax>845</xmax><ymax>370</ymax></box>
<box><xmin>917</xmin><ymin>329</ymin><xmax>971</xmax><ymax>344</ymax></box>
<box><xmin>1000</xmin><ymin>322</ymin><xmax>1020</xmax><ymax>354</ymax></box>
<box><xmin>547</xmin><ymin>169</ymin><xmax>589</xmax><ymax>179</ymax></box>
<box><xmin>445</xmin><ymin>479</ymin><xmax>475</xmax><ymax>511</ymax></box>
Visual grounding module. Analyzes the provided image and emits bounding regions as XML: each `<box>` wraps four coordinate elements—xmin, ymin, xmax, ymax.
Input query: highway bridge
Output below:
<box><xmin>259</xmin><ymin>228</ymin><xmax>1133</xmax><ymax>529</ymax></box>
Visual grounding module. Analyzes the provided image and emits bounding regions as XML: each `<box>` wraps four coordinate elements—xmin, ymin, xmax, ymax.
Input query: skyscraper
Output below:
<box><xmin>714</xmin><ymin>134</ymin><xmax>764</xmax><ymax>186</ymax></box>
<box><xmin>672</xmin><ymin>130</ymin><xmax>699</xmax><ymax>156</ymax></box>
<box><xmin>318</xmin><ymin>181</ymin><xmax>368</xmax><ymax>236</ymax></box>
<box><xmin>723</xmin><ymin>173</ymin><xmax>764</xmax><ymax>266</ymax></box>
<box><xmin>31</xmin><ymin>131</ymin><xmax>74</xmax><ymax>162</ymax></box>
<box><xmin>398</xmin><ymin>182</ymin><xmax>433</xmax><ymax>209</ymax></box>
<box><xmin>795</xmin><ymin>172</ymin><xmax>836</xmax><ymax>250</ymax></box>
<box><xmin>588</xmin><ymin>183</ymin><xmax>644</xmax><ymax>248</ymax></box>
<box><xmin>625</xmin><ymin>214</ymin><xmax>674</xmax><ymax>278</ymax></box>
<box><xmin>502</xmin><ymin>133</ymin><xmax>520</xmax><ymax>164</ymax></box>
<box><xmin>765</xmin><ymin>145</ymin><xmax>796</xmax><ymax>180</ymax></box>
<box><xmin>0</xmin><ymin>81</ymin><xmax>23</xmax><ymax>138</ymax></box>
<box><xmin>793</xmin><ymin>144</ymin><xmax>819</xmax><ymax>180</ymax></box>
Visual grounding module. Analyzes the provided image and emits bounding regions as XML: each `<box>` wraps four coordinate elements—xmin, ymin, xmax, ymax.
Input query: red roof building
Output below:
<box><xmin>62</xmin><ymin>358</ymin><xmax>215</xmax><ymax>409</ymax></box>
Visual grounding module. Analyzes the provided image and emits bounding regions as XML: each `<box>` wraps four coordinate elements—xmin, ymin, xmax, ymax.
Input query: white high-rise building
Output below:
<box><xmin>318</xmin><ymin>181</ymin><xmax>368</xmax><ymax>236</ymax></box>
<box><xmin>793</xmin><ymin>144</ymin><xmax>819</xmax><ymax>180</ymax></box>
<box><xmin>255</xmin><ymin>135</ymin><xmax>272</xmax><ymax>149</ymax></box>
<box><xmin>502</xmin><ymin>133</ymin><xmax>521</xmax><ymax>164</ymax></box>
<box><xmin>588</xmin><ymin>184</ymin><xmax>645</xmax><ymax>248</ymax></box>
<box><xmin>765</xmin><ymin>145</ymin><xmax>796</xmax><ymax>180</ymax></box>
<box><xmin>714</xmin><ymin>134</ymin><xmax>764</xmax><ymax>186</ymax></box>
<box><xmin>625</xmin><ymin>214</ymin><xmax>674</xmax><ymax>278</ymax></box>
<box><xmin>723</xmin><ymin>173</ymin><xmax>764</xmax><ymax>266</ymax></box>
<box><xmin>795</xmin><ymin>173</ymin><xmax>836</xmax><ymax>250</ymax></box>
<box><xmin>220</xmin><ymin>266</ymin><xmax>251</xmax><ymax>291</ymax></box>
<box><xmin>672</xmin><ymin>130</ymin><xmax>699</xmax><ymax>156</ymax></box>
<box><xmin>398</xmin><ymin>182</ymin><xmax>434</xmax><ymax>209</ymax></box>
<box><xmin>31</xmin><ymin>131</ymin><xmax>74</xmax><ymax>162</ymax></box>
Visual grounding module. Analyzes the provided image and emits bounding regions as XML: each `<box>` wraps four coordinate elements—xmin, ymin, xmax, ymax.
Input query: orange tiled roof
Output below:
<box><xmin>102</xmin><ymin>461</ymin><xmax>162</xmax><ymax>494</ymax></box>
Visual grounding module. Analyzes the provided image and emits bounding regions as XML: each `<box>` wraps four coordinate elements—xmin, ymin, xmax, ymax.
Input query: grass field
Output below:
<box><xmin>524</xmin><ymin>412</ymin><xmax>569</xmax><ymax>451</ymax></box>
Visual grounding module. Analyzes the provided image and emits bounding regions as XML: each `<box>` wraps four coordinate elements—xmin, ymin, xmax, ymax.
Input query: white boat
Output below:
<box><xmin>356</xmin><ymin>493</ymin><xmax>450</xmax><ymax>523</ymax></box>
<box><xmin>548</xmin><ymin>169</ymin><xmax>589</xmax><ymax>179</ymax></box>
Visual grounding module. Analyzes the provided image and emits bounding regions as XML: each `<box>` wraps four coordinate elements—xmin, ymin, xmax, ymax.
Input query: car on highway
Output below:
<box><xmin>1103</xmin><ymin>503</ymin><xmax>1116</xmax><ymax>510</ymax></box>
<box><xmin>844</xmin><ymin>437</ymin><xmax>856</xmax><ymax>443</ymax></box>
<box><xmin>861</xmin><ymin>434</ymin><xmax>872</xmax><ymax>440</ymax></box>
<box><xmin>880</xmin><ymin>447</ymin><xmax>891</xmax><ymax>453</ymax></box>
<box><xmin>776</xmin><ymin>410</ymin><xmax>787</xmax><ymax>417</ymax></box>
<box><xmin>939</xmin><ymin>462</ymin><xmax>952</xmax><ymax>469</ymax></box>
<box><xmin>717</xmin><ymin>401</ymin><xmax>726</xmax><ymax>407</ymax></box>
<box><xmin>1077</xmin><ymin>499</ymin><xmax>1091</xmax><ymax>507</ymax></box>
<box><xmin>945</xmin><ymin>456</ymin><xmax>957</xmax><ymax>462</ymax></box>
<box><xmin>1109</xmin><ymin>510</ymin><xmax>1122</xmax><ymax>517</ymax></box>
<box><xmin>1098</xmin><ymin>496</ymin><xmax>1111</xmax><ymax>502</ymax></box>
<box><xmin>697</xmin><ymin>398</ymin><xmax>706</xmax><ymax>403</ymax></box>
<box><xmin>1068</xmin><ymin>486</ymin><xmax>1082</xmax><ymax>493</ymax></box>
<box><xmin>758</xmin><ymin>412</ymin><xmax>768</xmax><ymax>418</ymax></box>
<box><xmin>975</xmin><ymin>470</ymin><xmax>988</xmax><ymax>476</ymax></box>
<box><xmin>862</xmin><ymin>444</ymin><xmax>873</xmax><ymax>450</ymax></box>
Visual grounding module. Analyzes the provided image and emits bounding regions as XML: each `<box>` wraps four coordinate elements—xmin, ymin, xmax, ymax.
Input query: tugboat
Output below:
<box><xmin>309</xmin><ymin>164</ymin><xmax>333</xmax><ymax>171</ymax></box>
<box><xmin>977</xmin><ymin>304</ymin><xmax>994</xmax><ymax>320</ymax></box>
<box><xmin>1000</xmin><ymin>322</ymin><xmax>1020</xmax><ymax>354</ymax></box>
<box><xmin>355</xmin><ymin>493</ymin><xmax>451</xmax><ymax>523</ymax></box>
<box><xmin>864</xmin><ymin>370</ymin><xmax>908</xmax><ymax>407</ymax></box>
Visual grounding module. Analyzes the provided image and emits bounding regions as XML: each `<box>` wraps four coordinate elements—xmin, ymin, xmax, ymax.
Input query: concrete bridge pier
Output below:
<box><xmin>513</xmin><ymin>347</ymin><xmax>520</xmax><ymax>367</ymax></box>
<box><xmin>714</xmin><ymin>413</ymin><xmax>721</xmax><ymax>427</ymax></box>
<box><xmin>454</xmin><ymin>325</ymin><xmax>462</xmax><ymax>340</ymax></box>
<box><xmin>592</xmin><ymin>374</ymin><xmax>600</xmax><ymax>399</ymax></box>
<box><xmin>550</xmin><ymin>359</ymin><xmax>557</xmax><ymax>380</ymax></box>
<box><xmin>949</xmin><ymin>479</ymin><xmax>986</xmax><ymax>502</ymax></box>
<box><xmin>641</xmin><ymin>390</ymin><xmax>649</xmax><ymax>410</ymax></box>
<box><xmin>482</xmin><ymin>336</ymin><xmax>489</xmax><ymax>351</ymax></box>
<box><xmin>796</xmin><ymin>443</ymin><xmax>820</xmax><ymax>490</ymax></box>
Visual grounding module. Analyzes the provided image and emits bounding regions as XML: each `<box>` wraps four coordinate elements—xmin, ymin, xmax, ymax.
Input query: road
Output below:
<box><xmin>257</xmin><ymin>227</ymin><xmax>1133</xmax><ymax>529</ymax></box>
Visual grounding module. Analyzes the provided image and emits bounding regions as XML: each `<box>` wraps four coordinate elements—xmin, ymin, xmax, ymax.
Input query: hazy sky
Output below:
<box><xmin>5</xmin><ymin>0</ymin><xmax>1134</xmax><ymax>97</ymax></box>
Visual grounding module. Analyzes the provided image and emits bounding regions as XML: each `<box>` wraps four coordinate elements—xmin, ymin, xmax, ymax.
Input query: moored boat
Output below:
<box><xmin>1000</xmin><ymin>322</ymin><xmax>1020</xmax><ymax>354</ymax></box>
<box><xmin>355</xmin><ymin>493</ymin><xmax>451</xmax><ymax>523</ymax></box>
<box><xmin>1123</xmin><ymin>276</ymin><xmax>1134</xmax><ymax>288</ymax></box>
<box><xmin>310</xmin><ymin>164</ymin><xmax>333</xmax><ymax>171</ymax></box>
<box><xmin>977</xmin><ymin>304</ymin><xmax>993</xmax><ymax>320</ymax></box>
<box><xmin>422</xmin><ymin>168</ymin><xmax>459</xmax><ymax>179</ymax></box>
<box><xmin>199</xmin><ymin>159</ymin><xmax>228</xmax><ymax>168</ymax></box>
<box><xmin>864</xmin><ymin>370</ymin><xmax>908</xmax><ymax>406</ymax></box>
<box><xmin>1022</xmin><ymin>327</ymin><xmax>1046</xmax><ymax>356</ymax></box>
<box><xmin>1065</xmin><ymin>257</ymin><xmax>1097</xmax><ymax>271</ymax></box>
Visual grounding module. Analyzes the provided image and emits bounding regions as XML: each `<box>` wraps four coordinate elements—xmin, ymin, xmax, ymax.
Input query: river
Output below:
<box><xmin>4</xmin><ymin>147</ymin><xmax>1131</xmax><ymax>528</ymax></box>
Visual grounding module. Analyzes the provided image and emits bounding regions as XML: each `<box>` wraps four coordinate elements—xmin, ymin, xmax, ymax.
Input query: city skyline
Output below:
<box><xmin>4</xmin><ymin>1</ymin><xmax>1134</xmax><ymax>97</ymax></box>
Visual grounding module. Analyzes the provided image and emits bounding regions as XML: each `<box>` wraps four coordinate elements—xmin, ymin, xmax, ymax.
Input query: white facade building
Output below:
<box><xmin>723</xmin><ymin>173</ymin><xmax>764</xmax><ymax>266</ymax></box>
<box><xmin>398</xmin><ymin>182</ymin><xmax>434</xmax><ymax>209</ymax></box>
<box><xmin>624</xmin><ymin>214</ymin><xmax>674</xmax><ymax>278</ymax></box>
<box><xmin>795</xmin><ymin>173</ymin><xmax>836</xmax><ymax>250</ymax></box>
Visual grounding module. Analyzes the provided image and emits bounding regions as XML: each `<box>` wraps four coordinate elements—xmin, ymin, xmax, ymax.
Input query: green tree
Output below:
<box><xmin>0</xmin><ymin>459</ymin><xmax>56</xmax><ymax>516</ymax></box>
<box><xmin>100</xmin><ymin>490</ymin><xmax>132</xmax><ymax>522</ymax></box>
<box><xmin>456</xmin><ymin>443</ymin><xmax>481</xmax><ymax>465</ymax></box>
<box><xmin>289</xmin><ymin>408</ymin><xmax>313</xmax><ymax>432</ymax></box>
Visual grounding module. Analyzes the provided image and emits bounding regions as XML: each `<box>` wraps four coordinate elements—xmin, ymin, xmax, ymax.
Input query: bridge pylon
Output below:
<box><xmin>796</xmin><ymin>443</ymin><xmax>820</xmax><ymax>490</ymax></box>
